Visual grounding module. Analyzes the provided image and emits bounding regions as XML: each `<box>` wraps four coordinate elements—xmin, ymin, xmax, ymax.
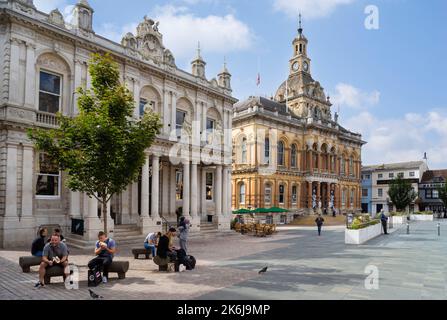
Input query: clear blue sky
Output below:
<box><xmin>36</xmin><ymin>0</ymin><xmax>447</xmax><ymax>169</ymax></box>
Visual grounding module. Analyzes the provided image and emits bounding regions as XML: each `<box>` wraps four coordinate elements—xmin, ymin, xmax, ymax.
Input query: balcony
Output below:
<box><xmin>36</xmin><ymin>111</ymin><xmax>59</xmax><ymax>128</ymax></box>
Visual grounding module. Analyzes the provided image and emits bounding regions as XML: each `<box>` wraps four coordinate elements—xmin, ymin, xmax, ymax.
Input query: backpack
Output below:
<box><xmin>88</xmin><ymin>266</ymin><xmax>102</xmax><ymax>287</ymax></box>
<box><xmin>184</xmin><ymin>255</ymin><xmax>196</xmax><ymax>270</ymax></box>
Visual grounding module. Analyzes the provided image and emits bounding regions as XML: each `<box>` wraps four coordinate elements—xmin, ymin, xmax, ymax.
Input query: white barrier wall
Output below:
<box><xmin>345</xmin><ymin>223</ymin><xmax>383</xmax><ymax>245</ymax></box>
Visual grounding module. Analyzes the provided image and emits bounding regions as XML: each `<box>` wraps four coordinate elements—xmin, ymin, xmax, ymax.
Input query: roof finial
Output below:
<box><xmin>197</xmin><ymin>41</ymin><xmax>201</xmax><ymax>57</ymax></box>
<box><xmin>298</xmin><ymin>12</ymin><xmax>303</xmax><ymax>35</ymax></box>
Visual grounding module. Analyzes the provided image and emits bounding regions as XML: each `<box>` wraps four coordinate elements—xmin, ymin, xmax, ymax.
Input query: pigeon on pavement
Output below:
<box><xmin>258</xmin><ymin>267</ymin><xmax>268</xmax><ymax>274</ymax></box>
<box><xmin>89</xmin><ymin>289</ymin><xmax>104</xmax><ymax>299</ymax></box>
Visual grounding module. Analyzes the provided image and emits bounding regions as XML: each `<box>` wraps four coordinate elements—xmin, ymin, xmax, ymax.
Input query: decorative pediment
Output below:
<box><xmin>121</xmin><ymin>16</ymin><xmax>176</xmax><ymax>68</ymax></box>
<box><xmin>48</xmin><ymin>9</ymin><xmax>65</xmax><ymax>27</ymax></box>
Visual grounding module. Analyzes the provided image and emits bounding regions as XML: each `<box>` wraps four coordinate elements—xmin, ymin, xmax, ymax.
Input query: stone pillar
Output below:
<box><xmin>132</xmin><ymin>79</ymin><xmax>140</xmax><ymax>119</ymax></box>
<box><xmin>24</xmin><ymin>42</ymin><xmax>36</xmax><ymax>108</ymax></box>
<box><xmin>216</xmin><ymin>165</ymin><xmax>230</xmax><ymax>230</ymax></box>
<box><xmin>120</xmin><ymin>186</ymin><xmax>131</xmax><ymax>224</ymax></box>
<box><xmin>140</xmin><ymin>154</ymin><xmax>153</xmax><ymax>233</ymax></box>
<box><xmin>307</xmin><ymin>182</ymin><xmax>313</xmax><ymax>212</ymax></box>
<box><xmin>161</xmin><ymin>164</ymin><xmax>170</xmax><ymax>218</ymax></box>
<box><xmin>183</xmin><ymin>160</ymin><xmax>190</xmax><ymax>217</ymax></box>
<box><xmin>170</xmin><ymin>92</ymin><xmax>177</xmax><ymax>140</ymax></box>
<box><xmin>9</xmin><ymin>39</ymin><xmax>21</xmax><ymax>105</ymax></box>
<box><xmin>84</xmin><ymin>194</ymin><xmax>102</xmax><ymax>241</ymax></box>
<box><xmin>163</xmin><ymin>90</ymin><xmax>170</xmax><ymax>136</ymax></box>
<box><xmin>222</xmin><ymin>166</ymin><xmax>229</xmax><ymax>216</ymax></box>
<box><xmin>190</xmin><ymin>162</ymin><xmax>200</xmax><ymax>231</ymax></box>
<box><xmin>73</xmin><ymin>59</ymin><xmax>83</xmax><ymax>115</ymax></box>
<box><xmin>21</xmin><ymin>146</ymin><xmax>34</xmax><ymax>217</ymax></box>
<box><xmin>201</xmin><ymin>168</ymin><xmax>207</xmax><ymax>222</ymax></box>
<box><xmin>151</xmin><ymin>155</ymin><xmax>160</xmax><ymax>219</ymax></box>
<box><xmin>170</xmin><ymin>165</ymin><xmax>177</xmax><ymax>221</ymax></box>
<box><xmin>215</xmin><ymin>165</ymin><xmax>222</xmax><ymax>216</ymax></box>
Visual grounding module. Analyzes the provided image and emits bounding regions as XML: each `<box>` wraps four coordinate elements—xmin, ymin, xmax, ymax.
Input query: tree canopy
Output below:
<box><xmin>387</xmin><ymin>176</ymin><xmax>417</xmax><ymax>212</ymax></box>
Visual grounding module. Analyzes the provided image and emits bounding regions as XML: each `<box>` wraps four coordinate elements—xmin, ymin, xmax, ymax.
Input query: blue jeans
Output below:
<box><xmin>33</xmin><ymin>251</ymin><xmax>43</xmax><ymax>257</ymax></box>
<box><xmin>144</xmin><ymin>243</ymin><xmax>156</xmax><ymax>257</ymax></box>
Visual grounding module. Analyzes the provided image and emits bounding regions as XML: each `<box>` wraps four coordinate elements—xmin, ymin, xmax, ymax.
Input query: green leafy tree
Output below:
<box><xmin>387</xmin><ymin>176</ymin><xmax>417</xmax><ymax>212</ymax></box>
<box><xmin>438</xmin><ymin>182</ymin><xmax>447</xmax><ymax>212</ymax></box>
<box><xmin>28</xmin><ymin>53</ymin><xmax>162</xmax><ymax>234</ymax></box>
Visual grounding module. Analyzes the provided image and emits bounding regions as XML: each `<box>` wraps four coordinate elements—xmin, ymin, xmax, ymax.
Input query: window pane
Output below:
<box><xmin>39</xmin><ymin>153</ymin><xmax>59</xmax><ymax>174</ymax></box>
<box><xmin>40</xmin><ymin>71</ymin><xmax>60</xmax><ymax>94</ymax></box>
<box><xmin>206</xmin><ymin>173</ymin><xmax>213</xmax><ymax>200</ymax></box>
<box><xmin>206</xmin><ymin>118</ymin><xmax>215</xmax><ymax>131</ymax></box>
<box><xmin>265</xmin><ymin>187</ymin><xmax>271</xmax><ymax>204</ymax></box>
<box><xmin>139</xmin><ymin>99</ymin><xmax>148</xmax><ymax>117</ymax></box>
<box><xmin>176</xmin><ymin>111</ymin><xmax>186</xmax><ymax>128</ymax></box>
<box><xmin>39</xmin><ymin>92</ymin><xmax>60</xmax><ymax>113</ymax></box>
<box><xmin>36</xmin><ymin>174</ymin><xmax>59</xmax><ymax>196</ymax></box>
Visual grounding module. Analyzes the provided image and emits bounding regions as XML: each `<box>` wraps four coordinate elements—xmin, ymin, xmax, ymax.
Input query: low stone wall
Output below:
<box><xmin>345</xmin><ymin>223</ymin><xmax>382</xmax><ymax>245</ymax></box>
<box><xmin>410</xmin><ymin>214</ymin><xmax>434</xmax><ymax>221</ymax></box>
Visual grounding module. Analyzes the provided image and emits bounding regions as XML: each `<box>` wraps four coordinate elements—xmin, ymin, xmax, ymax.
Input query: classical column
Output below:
<box><xmin>183</xmin><ymin>160</ymin><xmax>190</xmax><ymax>217</ymax></box>
<box><xmin>161</xmin><ymin>164</ymin><xmax>170</xmax><ymax>218</ymax></box>
<box><xmin>24</xmin><ymin>42</ymin><xmax>36</xmax><ymax>108</ymax></box>
<box><xmin>5</xmin><ymin>144</ymin><xmax>17</xmax><ymax>217</ymax></box>
<box><xmin>222</xmin><ymin>166</ymin><xmax>229</xmax><ymax>216</ymax></box>
<box><xmin>163</xmin><ymin>90</ymin><xmax>170</xmax><ymax>136</ymax></box>
<box><xmin>190</xmin><ymin>162</ymin><xmax>198</xmax><ymax>217</ymax></box>
<box><xmin>201</xmin><ymin>168</ymin><xmax>207</xmax><ymax>220</ymax></box>
<box><xmin>141</xmin><ymin>154</ymin><xmax>150</xmax><ymax>217</ymax></box>
<box><xmin>215</xmin><ymin>165</ymin><xmax>222</xmax><ymax>216</ymax></box>
<box><xmin>170</xmin><ymin>165</ymin><xmax>177</xmax><ymax>220</ymax></box>
<box><xmin>132</xmin><ymin>79</ymin><xmax>140</xmax><ymax>119</ymax></box>
<box><xmin>120</xmin><ymin>186</ymin><xmax>130</xmax><ymax>224</ymax></box>
<box><xmin>151</xmin><ymin>155</ymin><xmax>160</xmax><ymax>219</ymax></box>
<box><xmin>73</xmin><ymin>59</ymin><xmax>83</xmax><ymax>115</ymax></box>
<box><xmin>9</xmin><ymin>39</ymin><xmax>21</xmax><ymax>105</ymax></box>
<box><xmin>21</xmin><ymin>146</ymin><xmax>34</xmax><ymax>217</ymax></box>
<box><xmin>307</xmin><ymin>182</ymin><xmax>313</xmax><ymax>211</ymax></box>
<box><xmin>170</xmin><ymin>92</ymin><xmax>177</xmax><ymax>140</ymax></box>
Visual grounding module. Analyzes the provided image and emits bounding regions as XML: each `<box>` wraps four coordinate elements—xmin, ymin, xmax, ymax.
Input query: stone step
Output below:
<box><xmin>113</xmin><ymin>230</ymin><xmax>141</xmax><ymax>237</ymax></box>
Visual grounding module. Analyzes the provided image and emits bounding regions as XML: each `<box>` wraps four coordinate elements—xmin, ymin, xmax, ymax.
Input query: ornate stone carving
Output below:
<box><xmin>121</xmin><ymin>16</ymin><xmax>176</xmax><ymax>68</ymax></box>
<box><xmin>37</xmin><ymin>53</ymin><xmax>69</xmax><ymax>73</ymax></box>
<box><xmin>48</xmin><ymin>9</ymin><xmax>65</xmax><ymax>27</ymax></box>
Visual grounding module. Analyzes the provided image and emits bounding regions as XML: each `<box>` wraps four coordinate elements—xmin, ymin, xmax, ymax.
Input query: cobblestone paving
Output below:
<box><xmin>2</xmin><ymin>221</ymin><xmax>447</xmax><ymax>300</ymax></box>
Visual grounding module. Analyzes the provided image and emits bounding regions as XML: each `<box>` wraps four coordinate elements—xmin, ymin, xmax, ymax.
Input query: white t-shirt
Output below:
<box><xmin>144</xmin><ymin>233</ymin><xmax>157</xmax><ymax>244</ymax></box>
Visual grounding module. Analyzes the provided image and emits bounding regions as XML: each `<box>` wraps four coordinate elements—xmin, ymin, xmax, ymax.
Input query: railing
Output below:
<box><xmin>36</xmin><ymin>111</ymin><xmax>59</xmax><ymax>127</ymax></box>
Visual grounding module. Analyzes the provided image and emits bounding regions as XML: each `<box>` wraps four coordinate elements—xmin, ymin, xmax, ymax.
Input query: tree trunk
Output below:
<box><xmin>102</xmin><ymin>197</ymin><xmax>108</xmax><ymax>235</ymax></box>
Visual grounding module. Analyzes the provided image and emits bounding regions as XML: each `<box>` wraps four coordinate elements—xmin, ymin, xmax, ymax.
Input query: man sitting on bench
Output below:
<box><xmin>35</xmin><ymin>233</ymin><xmax>69</xmax><ymax>288</ymax></box>
<box><xmin>88</xmin><ymin>231</ymin><xmax>117</xmax><ymax>284</ymax></box>
<box><xmin>144</xmin><ymin>232</ymin><xmax>161</xmax><ymax>258</ymax></box>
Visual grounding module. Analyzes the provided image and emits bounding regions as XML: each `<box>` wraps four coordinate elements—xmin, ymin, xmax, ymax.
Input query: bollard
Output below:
<box><xmin>407</xmin><ymin>223</ymin><xmax>410</xmax><ymax>234</ymax></box>
<box><xmin>438</xmin><ymin>223</ymin><xmax>441</xmax><ymax>237</ymax></box>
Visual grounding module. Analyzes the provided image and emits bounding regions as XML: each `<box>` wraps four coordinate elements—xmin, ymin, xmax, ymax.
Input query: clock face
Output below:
<box><xmin>292</xmin><ymin>62</ymin><xmax>299</xmax><ymax>71</ymax></box>
<box><xmin>303</xmin><ymin>62</ymin><xmax>309</xmax><ymax>71</ymax></box>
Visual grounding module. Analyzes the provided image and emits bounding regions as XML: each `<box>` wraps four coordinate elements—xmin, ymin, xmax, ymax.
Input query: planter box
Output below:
<box><xmin>391</xmin><ymin>216</ymin><xmax>406</xmax><ymax>225</ymax></box>
<box><xmin>410</xmin><ymin>214</ymin><xmax>434</xmax><ymax>221</ymax></box>
<box><xmin>345</xmin><ymin>223</ymin><xmax>382</xmax><ymax>245</ymax></box>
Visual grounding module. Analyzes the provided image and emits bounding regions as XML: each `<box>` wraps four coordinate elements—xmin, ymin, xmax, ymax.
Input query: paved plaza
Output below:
<box><xmin>1</xmin><ymin>220</ymin><xmax>447</xmax><ymax>300</ymax></box>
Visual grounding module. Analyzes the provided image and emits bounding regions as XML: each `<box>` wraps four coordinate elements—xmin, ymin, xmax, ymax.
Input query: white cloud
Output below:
<box><xmin>150</xmin><ymin>5</ymin><xmax>255</xmax><ymax>58</ymax></box>
<box><xmin>331</xmin><ymin>83</ymin><xmax>380</xmax><ymax>109</ymax></box>
<box><xmin>98</xmin><ymin>5</ymin><xmax>255</xmax><ymax>58</ymax></box>
<box><xmin>342</xmin><ymin>110</ymin><xmax>447</xmax><ymax>169</ymax></box>
<box><xmin>34</xmin><ymin>0</ymin><xmax>66</xmax><ymax>13</ymax></box>
<box><xmin>273</xmin><ymin>0</ymin><xmax>356</xmax><ymax>19</ymax></box>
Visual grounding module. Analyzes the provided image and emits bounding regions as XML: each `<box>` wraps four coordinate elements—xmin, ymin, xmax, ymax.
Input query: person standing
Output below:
<box><xmin>178</xmin><ymin>217</ymin><xmax>190</xmax><ymax>254</ymax></box>
<box><xmin>31</xmin><ymin>228</ymin><xmax>47</xmax><ymax>257</ymax></box>
<box><xmin>88</xmin><ymin>231</ymin><xmax>116</xmax><ymax>284</ymax></box>
<box><xmin>315</xmin><ymin>215</ymin><xmax>325</xmax><ymax>236</ymax></box>
<box><xmin>380</xmin><ymin>210</ymin><xmax>389</xmax><ymax>234</ymax></box>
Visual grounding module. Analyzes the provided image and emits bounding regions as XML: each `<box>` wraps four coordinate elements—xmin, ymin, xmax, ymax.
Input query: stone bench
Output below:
<box><xmin>19</xmin><ymin>256</ymin><xmax>42</xmax><ymax>273</ymax></box>
<box><xmin>43</xmin><ymin>261</ymin><xmax>130</xmax><ymax>285</ymax></box>
<box><xmin>153</xmin><ymin>256</ymin><xmax>179</xmax><ymax>272</ymax></box>
<box><xmin>132</xmin><ymin>248</ymin><xmax>152</xmax><ymax>260</ymax></box>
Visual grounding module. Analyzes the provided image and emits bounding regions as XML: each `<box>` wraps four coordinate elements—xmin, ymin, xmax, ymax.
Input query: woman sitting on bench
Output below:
<box><xmin>156</xmin><ymin>228</ymin><xmax>177</xmax><ymax>262</ymax></box>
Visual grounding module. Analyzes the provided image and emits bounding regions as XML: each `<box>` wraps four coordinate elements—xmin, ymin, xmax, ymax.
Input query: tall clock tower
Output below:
<box><xmin>289</xmin><ymin>14</ymin><xmax>311</xmax><ymax>75</ymax></box>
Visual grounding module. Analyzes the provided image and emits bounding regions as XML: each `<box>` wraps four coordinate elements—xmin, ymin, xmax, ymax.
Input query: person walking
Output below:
<box><xmin>380</xmin><ymin>210</ymin><xmax>389</xmax><ymax>234</ymax></box>
<box><xmin>178</xmin><ymin>217</ymin><xmax>190</xmax><ymax>254</ymax></box>
<box><xmin>315</xmin><ymin>214</ymin><xmax>325</xmax><ymax>236</ymax></box>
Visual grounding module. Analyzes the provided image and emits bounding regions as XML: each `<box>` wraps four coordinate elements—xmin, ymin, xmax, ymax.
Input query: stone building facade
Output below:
<box><xmin>0</xmin><ymin>0</ymin><xmax>236</xmax><ymax>248</ymax></box>
<box><xmin>232</xmin><ymin>22</ymin><xmax>365</xmax><ymax>223</ymax></box>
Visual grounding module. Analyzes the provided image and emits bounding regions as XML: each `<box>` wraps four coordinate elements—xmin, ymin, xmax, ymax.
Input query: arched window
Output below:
<box><xmin>341</xmin><ymin>157</ymin><xmax>346</xmax><ymax>175</ymax></box>
<box><xmin>279</xmin><ymin>185</ymin><xmax>285</xmax><ymax>204</ymax></box>
<box><xmin>291</xmin><ymin>144</ymin><xmax>297</xmax><ymax>168</ymax></box>
<box><xmin>239</xmin><ymin>183</ymin><xmax>246</xmax><ymax>204</ymax></box>
<box><xmin>292</xmin><ymin>185</ymin><xmax>298</xmax><ymax>204</ymax></box>
<box><xmin>278</xmin><ymin>141</ymin><xmax>285</xmax><ymax>166</ymax></box>
<box><xmin>264</xmin><ymin>138</ymin><xmax>270</xmax><ymax>164</ymax></box>
<box><xmin>265</xmin><ymin>184</ymin><xmax>272</xmax><ymax>205</ymax></box>
<box><xmin>241</xmin><ymin>138</ymin><xmax>247</xmax><ymax>163</ymax></box>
